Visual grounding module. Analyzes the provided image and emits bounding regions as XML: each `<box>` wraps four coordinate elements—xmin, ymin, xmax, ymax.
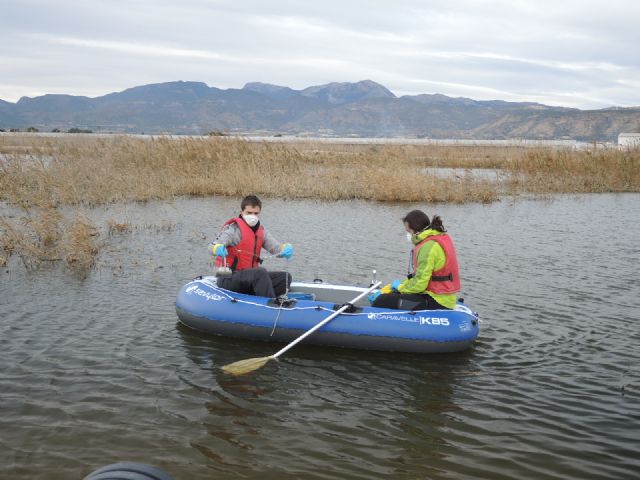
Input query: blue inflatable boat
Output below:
<box><xmin>175</xmin><ymin>276</ymin><xmax>479</xmax><ymax>353</ymax></box>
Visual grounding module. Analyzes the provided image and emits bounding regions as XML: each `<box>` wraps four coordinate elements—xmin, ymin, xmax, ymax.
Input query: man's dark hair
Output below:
<box><xmin>241</xmin><ymin>195</ymin><xmax>262</xmax><ymax>210</ymax></box>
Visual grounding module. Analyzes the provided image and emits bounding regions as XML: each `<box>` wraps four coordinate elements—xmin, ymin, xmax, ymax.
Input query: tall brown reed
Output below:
<box><xmin>505</xmin><ymin>147</ymin><xmax>640</xmax><ymax>193</ymax></box>
<box><xmin>0</xmin><ymin>206</ymin><xmax>98</xmax><ymax>274</ymax></box>
<box><xmin>63</xmin><ymin>215</ymin><xmax>98</xmax><ymax>273</ymax></box>
<box><xmin>0</xmin><ymin>135</ymin><xmax>500</xmax><ymax>205</ymax></box>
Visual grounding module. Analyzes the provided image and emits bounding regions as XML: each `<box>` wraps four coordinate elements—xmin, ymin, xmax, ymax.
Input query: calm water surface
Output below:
<box><xmin>1</xmin><ymin>194</ymin><xmax>639</xmax><ymax>479</ymax></box>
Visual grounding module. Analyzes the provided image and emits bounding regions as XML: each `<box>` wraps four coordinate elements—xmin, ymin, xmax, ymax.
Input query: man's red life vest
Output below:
<box><xmin>214</xmin><ymin>217</ymin><xmax>264</xmax><ymax>271</ymax></box>
<box><xmin>411</xmin><ymin>233</ymin><xmax>461</xmax><ymax>294</ymax></box>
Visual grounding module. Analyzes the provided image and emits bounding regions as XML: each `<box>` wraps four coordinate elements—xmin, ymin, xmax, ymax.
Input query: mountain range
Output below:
<box><xmin>1</xmin><ymin>80</ymin><xmax>639</xmax><ymax>141</ymax></box>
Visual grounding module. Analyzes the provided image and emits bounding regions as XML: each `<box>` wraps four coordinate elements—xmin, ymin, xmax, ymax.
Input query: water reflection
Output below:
<box><xmin>176</xmin><ymin>319</ymin><xmax>477</xmax><ymax>478</ymax></box>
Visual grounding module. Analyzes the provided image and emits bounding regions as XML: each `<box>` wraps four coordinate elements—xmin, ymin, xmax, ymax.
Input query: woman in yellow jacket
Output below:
<box><xmin>370</xmin><ymin>210</ymin><xmax>461</xmax><ymax>310</ymax></box>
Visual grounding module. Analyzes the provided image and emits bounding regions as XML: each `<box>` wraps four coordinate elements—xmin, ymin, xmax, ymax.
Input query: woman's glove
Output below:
<box><xmin>370</xmin><ymin>283</ymin><xmax>395</xmax><ymax>303</ymax></box>
<box><xmin>391</xmin><ymin>279</ymin><xmax>403</xmax><ymax>292</ymax></box>
<box><xmin>368</xmin><ymin>290</ymin><xmax>381</xmax><ymax>304</ymax></box>
<box><xmin>212</xmin><ymin>244</ymin><xmax>228</xmax><ymax>257</ymax></box>
<box><xmin>278</xmin><ymin>243</ymin><xmax>294</xmax><ymax>259</ymax></box>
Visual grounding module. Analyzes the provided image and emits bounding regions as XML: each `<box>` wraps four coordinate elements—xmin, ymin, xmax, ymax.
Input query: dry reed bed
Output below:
<box><xmin>1</xmin><ymin>135</ymin><xmax>639</xmax><ymax>271</ymax></box>
<box><xmin>0</xmin><ymin>135</ymin><xmax>500</xmax><ymax>205</ymax></box>
<box><xmin>290</xmin><ymin>141</ymin><xmax>522</xmax><ymax>169</ymax></box>
<box><xmin>0</xmin><ymin>208</ymin><xmax>97</xmax><ymax>273</ymax></box>
<box><xmin>506</xmin><ymin>148</ymin><xmax>640</xmax><ymax>193</ymax></box>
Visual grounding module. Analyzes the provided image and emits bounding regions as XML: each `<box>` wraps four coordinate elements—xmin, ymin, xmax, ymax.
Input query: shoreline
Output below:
<box><xmin>0</xmin><ymin>130</ymin><xmax>614</xmax><ymax>149</ymax></box>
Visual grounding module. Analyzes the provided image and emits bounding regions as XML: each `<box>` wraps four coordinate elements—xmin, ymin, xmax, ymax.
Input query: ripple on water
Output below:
<box><xmin>1</xmin><ymin>194</ymin><xmax>640</xmax><ymax>479</ymax></box>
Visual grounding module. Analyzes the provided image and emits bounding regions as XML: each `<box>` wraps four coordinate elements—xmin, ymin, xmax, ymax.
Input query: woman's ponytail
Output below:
<box><xmin>429</xmin><ymin>215</ymin><xmax>446</xmax><ymax>232</ymax></box>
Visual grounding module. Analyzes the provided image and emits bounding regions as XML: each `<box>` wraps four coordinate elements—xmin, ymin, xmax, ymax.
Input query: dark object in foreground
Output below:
<box><xmin>84</xmin><ymin>462</ymin><xmax>174</xmax><ymax>480</ymax></box>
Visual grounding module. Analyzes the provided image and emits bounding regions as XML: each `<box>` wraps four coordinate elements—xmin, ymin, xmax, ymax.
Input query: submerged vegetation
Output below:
<box><xmin>1</xmin><ymin>134</ymin><xmax>639</xmax><ymax>271</ymax></box>
<box><xmin>0</xmin><ymin>207</ymin><xmax>98</xmax><ymax>273</ymax></box>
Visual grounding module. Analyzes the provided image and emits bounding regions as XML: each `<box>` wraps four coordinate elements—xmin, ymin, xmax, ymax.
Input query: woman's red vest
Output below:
<box><xmin>411</xmin><ymin>233</ymin><xmax>461</xmax><ymax>294</ymax></box>
<box><xmin>214</xmin><ymin>217</ymin><xmax>264</xmax><ymax>271</ymax></box>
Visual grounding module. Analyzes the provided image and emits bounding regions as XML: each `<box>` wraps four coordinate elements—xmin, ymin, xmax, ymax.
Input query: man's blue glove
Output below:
<box><xmin>391</xmin><ymin>279</ymin><xmax>403</xmax><ymax>292</ymax></box>
<box><xmin>278</xmin><ymin>243</ymin><xmax>294</xmax><ymax>259</ymax></box>
<box><xmin>212</xmin><ymin>243</ymin><xmax>228</xmax><ymax>257</ymax></box>
<box><xmin>368</xmin><ymin>289</ymin><xmax>381</xmax><ymax>304</ymax></box>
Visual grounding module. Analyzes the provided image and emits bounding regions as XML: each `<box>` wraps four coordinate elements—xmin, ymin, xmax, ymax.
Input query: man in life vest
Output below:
<box><xmin>209</xmin><ymin>195</ymin><xmax>294</xmax><ymax>300</ymax></box>
<box><xmin>369</xmin><ymin>210</ymin><xmax>460</xmax><ymax>310</ymax></box>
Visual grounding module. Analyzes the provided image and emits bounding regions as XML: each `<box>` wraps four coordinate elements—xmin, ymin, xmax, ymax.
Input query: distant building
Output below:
<box><xmin>618</xmin><ymin>133</ymin><xmax>640</xmax><ymax>148</ymax></box>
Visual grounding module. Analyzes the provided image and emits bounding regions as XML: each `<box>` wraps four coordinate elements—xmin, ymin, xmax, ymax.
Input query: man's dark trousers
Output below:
<box><xmin>217</xmin><ymin>267</ymin><xmax>291</xmax><ymax>298</ymax></box>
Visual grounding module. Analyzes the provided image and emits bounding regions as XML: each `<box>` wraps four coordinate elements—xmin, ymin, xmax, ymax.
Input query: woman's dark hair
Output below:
<box><xmin>241</xmin><ymin>195</ymin><xmax>262</xmax><ymax>210</ymax></box>
<box><xmin>429</xmin><ymin>215</ymin><xmax>446</xmax><ymax>232</ymax></box>
<box><xmin>402</xmin><ymin>210</ymin><xmax>446</xmax><ymax>232</ymax></box>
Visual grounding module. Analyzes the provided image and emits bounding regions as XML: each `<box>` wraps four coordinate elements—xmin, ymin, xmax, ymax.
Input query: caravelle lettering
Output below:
<box><xmin>186</xmin><ymin>287</ymin><xmax>224</xmax><ymax>302</ymax></box>
<box><xmin>367</xmin><ymin>313</ymin><xmax>449</xmax><ymax>326</ymax></box>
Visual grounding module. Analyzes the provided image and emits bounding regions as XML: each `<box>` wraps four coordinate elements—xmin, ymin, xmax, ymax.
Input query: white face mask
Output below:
<box><xmin>243</xmin><ymin>214</ymin><xmax>259</xmax><ymax>227</ymax></box>
<box><xmin>406</xmin><ymin>232</ymin><xmax>414</xmax><ymax>243</ymax></box>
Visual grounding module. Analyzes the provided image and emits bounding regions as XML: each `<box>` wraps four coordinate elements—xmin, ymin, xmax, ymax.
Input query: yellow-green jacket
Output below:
<box><xmin>396</xmin><ymin>229</ymin><xmax>457</xmax><ymax>309</ymax></box>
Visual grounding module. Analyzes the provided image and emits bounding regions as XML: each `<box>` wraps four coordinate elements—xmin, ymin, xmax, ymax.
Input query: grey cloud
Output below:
<box><xmin>1</xmin><ymin>0</ymin><xmax>639</xmax><ymax>108</ymax></box>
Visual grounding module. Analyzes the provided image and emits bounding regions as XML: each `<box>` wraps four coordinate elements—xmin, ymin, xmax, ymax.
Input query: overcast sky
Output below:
<box><xmin>2</xmin><ymin>0</ymin><xmax>639</xmax><ymax>109</ymax></box>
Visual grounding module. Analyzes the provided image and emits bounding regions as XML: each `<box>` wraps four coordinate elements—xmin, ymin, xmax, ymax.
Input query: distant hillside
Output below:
<box><xmin>1</xmin><ymin>80</ymin><xmax>639</xmax><ymax>141</ymax></box>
